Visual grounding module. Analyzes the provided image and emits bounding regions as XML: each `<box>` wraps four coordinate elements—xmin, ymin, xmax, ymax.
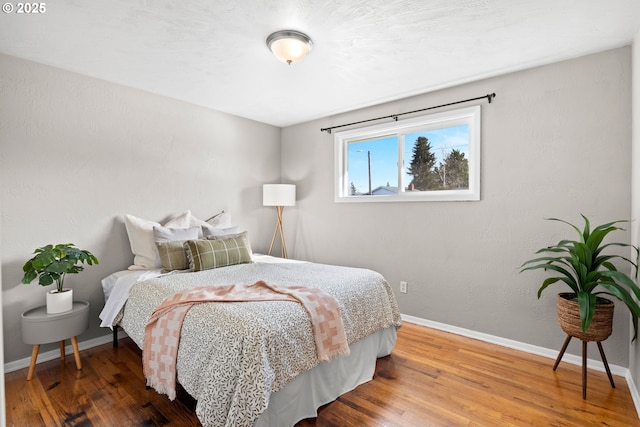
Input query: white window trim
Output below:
<box><xmin>334</xmin><ymin>105</ymin><xmax>481</xmax><ymax>203</ymax></box>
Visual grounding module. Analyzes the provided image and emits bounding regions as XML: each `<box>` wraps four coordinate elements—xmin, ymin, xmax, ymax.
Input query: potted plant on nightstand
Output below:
<box><xmin>520</xmin><ymin>215</ymin><xmax>640</xmax><ymax>398</ymax></box>
<box><xmin>21</xmin><ymin>243</ymin><xmax>99</xmax><ymax>314</ymax></box>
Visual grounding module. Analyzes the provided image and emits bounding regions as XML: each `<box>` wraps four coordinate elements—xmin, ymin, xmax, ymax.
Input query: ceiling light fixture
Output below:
<box><xmin>266</xmin><ymin>30</ymin><xmax>313</xmax><ymax>65</ymax></box>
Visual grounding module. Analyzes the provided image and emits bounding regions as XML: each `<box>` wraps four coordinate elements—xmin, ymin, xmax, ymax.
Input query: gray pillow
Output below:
<box><xmin>153</xmin><ymin>225</ymin><xmax>200</xmax><ymax>241</ymax></box>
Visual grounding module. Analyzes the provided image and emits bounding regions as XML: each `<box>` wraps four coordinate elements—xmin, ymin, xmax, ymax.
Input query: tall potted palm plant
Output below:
<box><xmin>520</xmin><ymin>215</ymin><xmax>640</xmax><ymax>342</ymax></box>
<box><xmin>21</xmin><ymin>243</ymin><xmax>98</xmax><ymax>314</ymax></box>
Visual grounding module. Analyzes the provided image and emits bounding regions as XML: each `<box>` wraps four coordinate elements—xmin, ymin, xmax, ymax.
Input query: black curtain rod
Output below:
<box><xmin>320</xmin><ymin>93</ymin><xmax>496</xmax><ymax>134</ymax></box>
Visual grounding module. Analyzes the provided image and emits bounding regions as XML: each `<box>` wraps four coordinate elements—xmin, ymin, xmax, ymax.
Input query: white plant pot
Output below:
<box><xmin>46</xmin><ymin>288</ymin><xmax>73</xmax><ymax>314</ymax></box>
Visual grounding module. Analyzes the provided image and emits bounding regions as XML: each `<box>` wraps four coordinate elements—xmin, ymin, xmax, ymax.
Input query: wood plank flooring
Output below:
<box><xmin>5</xmin><ymin>322</ymin><xmax>639</xmax><ymax>426</ymax></box>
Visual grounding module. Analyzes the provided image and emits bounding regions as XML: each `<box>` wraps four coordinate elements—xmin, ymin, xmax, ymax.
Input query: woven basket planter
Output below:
<box><xmin>557</xmin><ymin>292</ymin><xmax>614</xmax><ymax>342</ymax></box>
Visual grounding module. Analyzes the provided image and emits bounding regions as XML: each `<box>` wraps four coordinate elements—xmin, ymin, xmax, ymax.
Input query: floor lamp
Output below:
<box><xmin>263</xmin><ymin>184</ymin><xmax>296</xmax><ymax>258</ymax></box>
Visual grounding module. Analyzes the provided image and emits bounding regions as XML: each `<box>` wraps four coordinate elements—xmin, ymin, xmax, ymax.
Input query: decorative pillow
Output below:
<box><xmin>192</xmin><ymin>211</ymin><xmax>233</xmax><ymax>237</ymax></box>
<box><xmin>202</xmin><ymin>226</ymin><xmax>240</xmax><ymax>238</ymax></box>
<box><xmin>206</xmin><ymin>211</ymin><xmax>232</xmax><ymax>228</ymax></box>
<box><xmin>165</xmin><ymin>210</ymin><xmax>194</xmax><ymax>228</ymax></box>
<box><xmin>206</xmin><ymin>230</ymin><xmax>253</xmax><ymax>259</ymax></box>
<box><xmin>156</xmin><ymin>240</ymin><xmax>191</xmax><ymax>273</ymax></box>
<box><xmin>153</xmin><ymin>225</ymin><xmax>200</xmax><ymax>242</ymax></box>
<box><xmin>124</xmin><ymin>211</ymin><xmax>194</xmax><ymax>270</ymax></box>
<box><xmin>184</xmin><ymin>233</ymin><xmax>252</xmax><ymax>271</ymax></box>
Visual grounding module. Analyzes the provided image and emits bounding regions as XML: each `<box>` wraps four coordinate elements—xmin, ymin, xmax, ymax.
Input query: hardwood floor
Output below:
<box><xmin>5</xmin><ymin>322</ymin><xmax>639</xmax><ymax>426</ymax></box>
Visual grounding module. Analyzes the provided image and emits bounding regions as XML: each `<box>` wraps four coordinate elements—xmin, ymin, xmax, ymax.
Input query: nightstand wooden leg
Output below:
<box><xmin>71</xmin><ymin>336</ymin><xmax>82</xmax><ymax>370</ymax></box>
<box><xmin>27</xmin><ymin>344</ymin><xmax>40</xmax><ymax>381</ymax></box>
<box><xmin>59</xmin><ymin>341</ymin><xmax>66</xmax><ymax>361</ymax></box>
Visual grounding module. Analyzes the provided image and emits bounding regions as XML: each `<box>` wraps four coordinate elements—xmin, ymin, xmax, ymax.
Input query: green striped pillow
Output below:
<box><xmin>184</xmin><ymin>233</ymin><xmax>252</xmax><ymax>271</ymax></box>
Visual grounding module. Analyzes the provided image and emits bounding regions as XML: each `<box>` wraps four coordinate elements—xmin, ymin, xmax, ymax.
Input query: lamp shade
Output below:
<box><xmin>263</xmin><ymin>184</ymin><xmax>296</xmax><ymax>207</ymax></box>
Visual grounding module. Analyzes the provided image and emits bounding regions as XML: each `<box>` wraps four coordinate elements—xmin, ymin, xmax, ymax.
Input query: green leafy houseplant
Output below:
<box><xmin>21</xmin><ymin>243</ymin><xmax>99</xmax><ymax>293</ymax></box>
<box><xmin>520</xmin><ymin>215</ymin><xmax>640</xmax><ymax>341</ymax></box>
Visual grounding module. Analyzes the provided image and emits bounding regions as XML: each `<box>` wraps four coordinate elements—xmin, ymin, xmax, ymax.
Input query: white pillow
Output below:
<box><xmin>165</xmin><ymin>210</ymin><xmax>193</xmax><ymax>228</ymax></box>
<box><xmin>124</xmin><ymin>211</ymin><xmax>193</xmax><ymax>270</ymax></box>
<box><xmin>153</xmin><ymin>225</ymin><xmax>200</xmax><ymax>242</ymax></box>
<box><xmin>190</xmin><ymin>211</ymin><xmax>233</xmax><ymax>237</ymax></box>
<box><xmin>206</xmin><ymin>211</ymin><xmax>232</xmax><ymax>228</ymax></box>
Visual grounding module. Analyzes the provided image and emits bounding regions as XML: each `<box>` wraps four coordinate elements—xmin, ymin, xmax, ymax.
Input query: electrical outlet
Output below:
<box><xmin>400</xmin><ymin>281</ymin><xmax>408</xmax><ymax>294</ymax></box>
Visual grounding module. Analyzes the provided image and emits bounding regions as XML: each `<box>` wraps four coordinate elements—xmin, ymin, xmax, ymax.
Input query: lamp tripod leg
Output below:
<box><xmin>268</xmin><ymin>219</ymin><xmax>279</xmax><ymax>256</ymax></box>
<box><xmin>268</xmin><ymin>206</ymin><xmax>289</xmax><ymax>258</ymax></box>
<box><xmin>276</xmin><ymin>206</ymin><xmax>288</xmax><ymax>258</ymax></box>
<box><xmin>280</xmin><ymin>225</ymin><xmax>288</xmax><ymax>258</ymax></box>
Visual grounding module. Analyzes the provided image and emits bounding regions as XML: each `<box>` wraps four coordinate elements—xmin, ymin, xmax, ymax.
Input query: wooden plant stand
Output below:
<box><xmin>552</xmin><ymin>335</ymin><xmax>615</xmax><ymax>399</ymax></box>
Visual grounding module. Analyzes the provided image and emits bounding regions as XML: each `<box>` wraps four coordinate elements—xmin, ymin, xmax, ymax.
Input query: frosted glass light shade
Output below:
<box><xmin>263</xmin><ymin>184</ymin><xmax>296</xmax><ymax>206</ymax></box>
<box><xmin>266</xmin><ymin>30</ymin><xmax>313</xmax><ymax>65</ymax></box>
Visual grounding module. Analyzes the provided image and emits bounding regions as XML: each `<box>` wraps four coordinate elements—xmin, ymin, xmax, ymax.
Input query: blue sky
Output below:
<box><xmin>347</xmin><ymin>125</ymin><xmax>469</xmax><ymax>193</ymax></box>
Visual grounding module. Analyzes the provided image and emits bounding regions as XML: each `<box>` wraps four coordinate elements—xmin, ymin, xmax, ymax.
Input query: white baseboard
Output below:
<box><xmin>4</xmin><ymin>329</ymin><xmax>128</xmax><ymax>374</ymax></box>
<box><xmin>628</xmin><ymin>370</ymin><xmax>640</xmax><ymax>420</ymax></box>
<box><xmin>401</xmin><ymin>314</ymin><xmax>640</xmax><ymax>419</ymax></box>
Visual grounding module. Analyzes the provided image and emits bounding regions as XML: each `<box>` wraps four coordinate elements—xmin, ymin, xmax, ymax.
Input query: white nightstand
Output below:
<box><xmin>21</xmin><ymin>301</ymin><xmax>90</xmax><ymax>381</ymax></box>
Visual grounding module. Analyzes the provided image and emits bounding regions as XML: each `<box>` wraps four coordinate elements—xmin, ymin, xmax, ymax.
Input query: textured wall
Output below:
<box><xmin>0</xmin><ymin>53</ymin><xmax>281</xmax><ymax>363</ymax></box>
<box><xmin>631</xmin><ymin>31</ymin><xmax>640</xmax><ymax>397</ymax></box>
<box><xmin>281</xmin><ymin>47</ymin><xmax>633</xmax><ymax>365</ymax></box>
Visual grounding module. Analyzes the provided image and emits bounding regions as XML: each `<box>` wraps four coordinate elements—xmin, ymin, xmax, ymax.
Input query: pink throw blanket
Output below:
<box><xmin>143</xmin><ymin>281</ymin><xmax>350</xmax><ymax>399</ymax></box>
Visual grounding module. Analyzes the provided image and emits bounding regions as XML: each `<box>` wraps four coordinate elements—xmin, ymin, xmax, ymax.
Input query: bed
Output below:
<box><xmin>99</xmin><ymin>212</ymin><xmax>401</xmax><ymax>427</ymax></box>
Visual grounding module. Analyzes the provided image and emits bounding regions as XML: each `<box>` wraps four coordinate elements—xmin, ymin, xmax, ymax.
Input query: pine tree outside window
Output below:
<box><xmin>334</xmin><ymin>106</ymin><xmax>481</xmax><ymax>202</ymax></box>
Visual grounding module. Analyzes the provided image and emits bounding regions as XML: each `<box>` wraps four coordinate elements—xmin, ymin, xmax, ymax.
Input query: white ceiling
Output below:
<box><xmin>1</xmin><ymin>0</ymin><xmax>639</xmax><ymax>127</ymax></box>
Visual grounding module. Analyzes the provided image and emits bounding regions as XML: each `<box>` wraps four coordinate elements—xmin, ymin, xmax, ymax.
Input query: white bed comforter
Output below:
<box><xmin>116</xmin><ymin>259</ymin><xmax>401</xmax><ymax>427</ymax></box>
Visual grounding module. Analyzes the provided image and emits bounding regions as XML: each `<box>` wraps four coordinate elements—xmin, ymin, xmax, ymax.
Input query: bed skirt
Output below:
<box><xmin>254</xmin><ymin>326</ymin><xmax>397</xmax><ymax>426</ymax></box>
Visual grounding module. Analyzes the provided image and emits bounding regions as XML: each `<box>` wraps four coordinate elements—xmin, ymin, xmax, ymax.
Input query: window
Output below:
<box><xmin>334</xmin><ymin>105</ymin><xmax>481</xmax><ymax>202</ymax></box>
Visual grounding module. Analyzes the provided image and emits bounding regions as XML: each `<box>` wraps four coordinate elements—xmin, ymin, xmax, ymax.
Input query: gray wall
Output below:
<box><xmin>0</xmin><ymin>46</ymin><xmax>636</xmax><ymax>375</ymax></box>
<box><xmin>631</xmin><ymin>30</ymin><xmax>640</xmax><ymax>397</ymax></box>
<box><xmin>0</xmin><ymin>53</ymin><xmax>281</xmax><ymax>363</ymax></box>
<box><xmin>281</xmin><ymin>47</ymin><xmax>633</xmax><ymax>366</ymax></box>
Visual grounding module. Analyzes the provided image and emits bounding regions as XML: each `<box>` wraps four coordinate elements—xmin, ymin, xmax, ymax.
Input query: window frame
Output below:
<box><xmin>334</xmin><ymin>105</ymin><xmax>481</xmax><ymax>203</ymax></box>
